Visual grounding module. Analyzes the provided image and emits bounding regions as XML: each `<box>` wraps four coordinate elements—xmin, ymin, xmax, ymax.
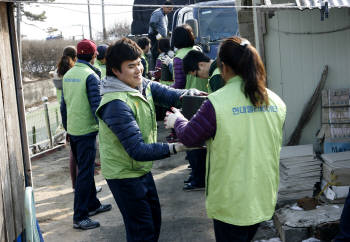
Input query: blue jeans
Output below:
<box><xmin>213</xmin><ymin>219</ymin><xmax>260</xmax><ymax>242</ymax></box>
<box><xmin>69</xmin><ymin>133</ymin><xmax>101</xmax><ymax>222</ymax></box>
<box><xmin>107</xmin><ymin>172</ymin><xmax>161</xmax><ymax>242</ymax></box>
<box><xmin>334</xmin><ymin>188</ymin><xmax>350</xmax><ymax>241</ymax></box>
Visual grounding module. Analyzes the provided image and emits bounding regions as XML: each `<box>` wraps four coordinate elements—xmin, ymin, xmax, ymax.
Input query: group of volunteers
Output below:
<box><xmin>54</xmin><ymin>0</ymin><xmax>350</xmax><ymax>241</ymax></box>
<box><xmin>55</xmin><ymin>0</ymin><xmax>289</xmax><ymax>241</ymax></box>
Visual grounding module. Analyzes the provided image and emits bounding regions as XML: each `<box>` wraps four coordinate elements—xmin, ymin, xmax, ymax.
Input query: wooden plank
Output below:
<box><xmin>7</xmin><ymin>2</ymin><xmax>32</xmax><ymax>188</ymax></box>
<box><xmin>0</xmin><ymin>72</ymin><xmax>6</xmax><ymax>242</ymax></box>
<box><xmin>0</xmin><ymin>3</ymin><xmax>25</xmax><ymax>240</ymax></box>
<box><xmin>0</xmin><ymin>15</ymin><xmax>14</xmax><ymax>242</ymax></box>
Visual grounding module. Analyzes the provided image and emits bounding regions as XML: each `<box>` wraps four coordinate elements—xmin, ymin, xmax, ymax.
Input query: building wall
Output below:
<box><xmin>263</xmin><ymin>8</ymin><xmax>350</xmax><ymax>145</ymax></box>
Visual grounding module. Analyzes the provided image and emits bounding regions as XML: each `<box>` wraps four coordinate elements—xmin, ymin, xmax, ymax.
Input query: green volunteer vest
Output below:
<box><xmin>159</xmin><ymin>80</ymin><xmax>173</xmax><ymax>86</ymax></box>
<box><xmin>175</xmin><ymin>47</ymin><xmax>208</xmax><ymax>92</ymax></box>
<box><xmin>56</xmin><ymin>88</ymin><xmax>62</xmax><ymax>105</ymax></box>
<box><xmin>62</xmin><ymin>62</ymin><xmax>99</xmax><ymax>135</ymax></box>
<box><xmin>141</xmin><ymin>54</ymin><xmax>149</xmax><ymax>75</ymax></box>
<box><xmin>207</xmin><ymin>68</ymin><xmax>221</xmax><ymax>94</ymax></box>
<box><xmin>94</xmin><ymin>60</ymin><xmax>106</xmax><ymax>80</ymax></box>
<box><xmin>206</xmin><ymin>76</ymin><xmax>286</xmax><ymax>226</ymax></box>
<box><xmin>96</xmin><ymin>85</ymin><xmax>157</xmax><ymax>179</ymax></box>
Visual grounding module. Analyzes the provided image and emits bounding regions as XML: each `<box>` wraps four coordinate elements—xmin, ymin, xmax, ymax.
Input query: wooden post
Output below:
<box><xmin>32</xmin><ymin>126</ymin><xmax>36</xmax><ymax>145</ymax></box>
<box><xmin>56</xmin><ymin>108</ymin><xmax>59</xmax><ymax>128</ymax></box>
<box><xmin>43</xmin><ymin>97</ymin><xmax>53</xmax><ymax>148</ymax></box>
<box><xmin>7</xmin><ymin>1</ymin><xmax>32</xmax><ymax>188</ymax></box>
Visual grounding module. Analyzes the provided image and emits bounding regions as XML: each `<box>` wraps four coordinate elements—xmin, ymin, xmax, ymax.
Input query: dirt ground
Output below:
<box><xmin>32</xmin><ymin>123</ymin><xmax>278</xmax><ymax>242</ymax></box>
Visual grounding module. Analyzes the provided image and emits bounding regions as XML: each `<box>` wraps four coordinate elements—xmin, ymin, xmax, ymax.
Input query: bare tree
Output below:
<box><xmin>107</xmin><ymin>22</ymin><xmax>131</xmax><ymax>40</ymax></box>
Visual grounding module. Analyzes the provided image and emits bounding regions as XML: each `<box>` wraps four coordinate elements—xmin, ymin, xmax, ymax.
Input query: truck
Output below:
<box><xmin>171</xmin><ymin>0</ymin><xmax>239</xmax><ymax>59</ymax></box>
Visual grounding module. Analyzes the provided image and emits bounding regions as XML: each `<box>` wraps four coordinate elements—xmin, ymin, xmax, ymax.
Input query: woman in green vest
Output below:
<box><xmin>96</xmin><ymin>38</ymin><xmax>197</xmax><ymax>242</ymax></box>
<box><xmin>165</xmin><ymin>36</ymin><xmax>287</xmax><ymax>241</ymax></box>
<box><xmin>53</xmin><ymin>46</ymin><xmax>78</xmax><ymax>190</ymax></box>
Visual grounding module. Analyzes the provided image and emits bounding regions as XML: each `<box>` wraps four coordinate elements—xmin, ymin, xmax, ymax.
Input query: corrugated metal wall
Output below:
<box><xmin>263</xmin><ymin>8</ymin><xmax>350</xmax><ymax>145</ymax></box>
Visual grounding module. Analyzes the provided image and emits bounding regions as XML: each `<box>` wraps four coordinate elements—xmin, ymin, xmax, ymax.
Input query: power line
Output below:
<box><xmin>13</xmin><ymin>1</ymin><xmax>347</xmax><ymax>9</ymax></box>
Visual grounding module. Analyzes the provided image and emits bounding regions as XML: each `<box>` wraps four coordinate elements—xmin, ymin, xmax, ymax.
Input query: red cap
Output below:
<box><xmin>77</xmin><ymin>39</ymin><xmax>97</xmax><ymax>55</ymax></box>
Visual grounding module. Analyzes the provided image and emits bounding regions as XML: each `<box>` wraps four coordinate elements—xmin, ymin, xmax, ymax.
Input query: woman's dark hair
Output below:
<box><xmin>137</xmin><ymin>37</ymin><xmax>151</xmax><ymax>50</ymax></box>
<box><xmin>57</xmin><ymin>46</ymin><xmax>77</xmax><ymax>77</ymax></box>
<box><xmin>218</xmin><ymin>36</ymin><xmax>268</xmax><ymax>107</ymax></box>
<box><xmin>106</xmin><ymin>38</ymin><xmax>143</xmax><ymax>76</ymax></box>
<box><xmin>158</xmin><ymin>38</ymin><xmax>171</xmax><ymax>53</ymax></box>
<box><xmin>182</xmin><ymin>50</ymin><xmax>210</xmax><ymax>75</ymax></box>
<box><xmin>172</xmin><ymin>24</ymin><xmax>195</xmax><ymax>49</ymax></box>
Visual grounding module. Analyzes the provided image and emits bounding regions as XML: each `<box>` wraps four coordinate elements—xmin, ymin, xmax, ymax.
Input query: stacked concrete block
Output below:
<box><xmin>278</xmin><ymin>144</ymin><xmax>321</xmax><ymax>202</ymax></box>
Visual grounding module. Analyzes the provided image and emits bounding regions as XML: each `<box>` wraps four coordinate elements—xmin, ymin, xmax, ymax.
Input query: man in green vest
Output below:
<box><xmin>96</xmin><ymin>37</ymin><xmax>200</xmax><ymax>241</ymax></box>
<box><xmin>61</xmin><ymin>39</ymin><xmax>111</xmax><ymax>230</ymax></box>
<box><xmin>183</xmin><ymin>50</ymin><xmax>225</xmax><ymax>94</ymax></box>
<box><xmin>137</xmin><ymin>37</ymin><xmax>151</xmax><ymax>78</ymax></box>
<box><xmin>94</xmin><ymin>44</ymin><xmax>108</xmax><ymax>80</ymax></box>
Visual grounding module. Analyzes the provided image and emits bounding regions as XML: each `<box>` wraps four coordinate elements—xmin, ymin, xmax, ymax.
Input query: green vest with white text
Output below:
<box><xmin>96</xmin><ymin>85</ymin><xmax>157</xmax><ymax>179</ymax></box>
<box><xmin>63</xmin><ymin>62</ymin><xmax>99</xmax><ymax>135</ymax></box>
<box><xmin>205</xmin><ymin>76</ymin><xmax>286</xmax><ymax>226</ymax></box>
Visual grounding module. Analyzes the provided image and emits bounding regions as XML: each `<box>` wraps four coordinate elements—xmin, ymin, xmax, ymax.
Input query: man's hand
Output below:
<box><xmin>180</xmin><ymin>88</ymin><xmax>208</xmax><ymax>99</ymax></box>
<box><xmin>156</xmin><ymin>33</ymin><xmax>162</xmax><ymax>40</ymax></box>
<box><xmin>169</xmin><ymin>142</ymin><xmax>188</xmax><ymax>154</ymax></box>
<box><xmin>164</xmin><ymin>107</ymin><xmax>186</xmax><ymax>129</ymax></box>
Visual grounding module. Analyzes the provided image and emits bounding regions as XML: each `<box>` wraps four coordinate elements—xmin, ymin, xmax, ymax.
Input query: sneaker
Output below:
<box><xmin>96</xmin><ymin>186</ymin><xmax>102</xmax><ymax>193</ymax></box>
<box><xmin>73</xmin><ymin>218</ymin><xmax>100</xmax><ymax>230</ymax></box>
<box><xmin>184</xmin><ymin>176</ymin><xmax>192</xmax><ymax>184</ymax></box>
<box><xmin>88</xmin><ymin>204</ymin><xmax>112</xmax><ymax>216</ymax></box>
<box><xmin>183</xmin><ymin>183</ymin><xmax>205</xmax><ymax>191</ymax></box>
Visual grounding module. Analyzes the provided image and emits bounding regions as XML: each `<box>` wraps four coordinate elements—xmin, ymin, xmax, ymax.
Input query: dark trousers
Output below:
<box><xmin>187</xmin><ymin>149</ymin><xmax>206</xmax><ymax>187</ymax></box>
<box><xmin>334</xmin><ymin>188</ymin><xmax>350</xmax><ymax>241</ymax></box>
<box><xmin>69</xmin><ymin>133</ymin><xmax>101</xmax><ymax>222</ymax></box>
<box><xmin>213</xmin><ymin>219</ymin><xmax>260</xmax><ymax>242</ymax></box>
<box><xmin>107</xmin><ymin>172</ymin><xmax>161</xmax><ymax>242</ymax></box>
<box><xmin>149</xmin><ymin>33</ymin><xmax>158</xmax><ymax>70</ymax></box>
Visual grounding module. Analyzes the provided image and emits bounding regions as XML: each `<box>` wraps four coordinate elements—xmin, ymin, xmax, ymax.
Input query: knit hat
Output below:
<box><xmin>97</xmin><ymin>44</ymin><xmax>108</xmax><ymax>60</ymax></box>
<box><xmin>77</xmin><ymin>39</ymin><xmax>97</xmax><ymax>55</ymax></box>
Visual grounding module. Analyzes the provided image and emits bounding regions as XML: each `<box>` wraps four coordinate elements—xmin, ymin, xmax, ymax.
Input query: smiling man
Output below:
<box><xmin>95</xmin><ymin>38</ymin><xmax>201</xmax><ymax>241</ymax></box>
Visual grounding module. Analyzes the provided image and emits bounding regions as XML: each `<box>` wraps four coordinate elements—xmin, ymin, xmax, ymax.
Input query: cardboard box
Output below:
<box><xmin>322</xmin><ymin>107</ymin><xmax>350</xmax><ymax>124</ymax></box>
<box><xmin>317</xmin><ymin>124</ymin><xmax>350</xmax><ymax>139</ymax></box>
<box><xmin>322</xmin><ymin>88</ymin><xmax>350</xmax><ymax>107</ymax></box>
<box><xmin>323</xmin><ymin>138</ymin><xmax>350</xmax><ymax>153</ymax></box>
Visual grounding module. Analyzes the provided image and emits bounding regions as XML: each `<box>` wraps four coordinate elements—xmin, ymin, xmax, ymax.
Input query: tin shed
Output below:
<box><xmin>253</xmin><ymin>1</ymin><xmax>350</xmax><ymax>145</ymax></box>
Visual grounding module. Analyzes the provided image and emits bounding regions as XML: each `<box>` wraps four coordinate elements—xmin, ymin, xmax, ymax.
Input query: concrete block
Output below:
<box><xmin>274</xmin><ymin>204</ymin><xmax>344</xmax><ymax>242</ymax></box>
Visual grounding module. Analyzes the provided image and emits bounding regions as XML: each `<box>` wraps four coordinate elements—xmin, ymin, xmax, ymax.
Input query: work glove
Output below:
<box><xmin>164</xmin><ymin>107</ymin><xmax>186</xmax><ymax>129</ymax></box>
<box><xmin>156</xmin><ymin>33</ymin><xmax>162</xmax><ymax>40</ymax></box>
<box><xmin>161</xmin><ymin>55</ymin><xmax>172</xmax><ymax>66</ymax></box>
<box><xmin>180</xmin><ymin>88</ymin><xmax>208</xmax><ymax>99</ymax></box>
<box><xmin>169</xmin><ymin>142</ymin><xmax>187</xmax><ymax>154</ymax></box>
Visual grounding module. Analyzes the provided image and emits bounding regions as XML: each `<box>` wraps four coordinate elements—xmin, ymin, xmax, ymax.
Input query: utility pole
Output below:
<box><xmin>16</xmin><ymin>2</ymin><xmax>22</xmax><ymax>61</ymax></box>
<box><xmin>87</xmin><ymin>0</ymin><xmax>93</xmax><ymax>40</ymax></box>
<box><xmin>102</xmin><ymin>0</ymin><xmax>107</xmax><ymax>40</ymax></box>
